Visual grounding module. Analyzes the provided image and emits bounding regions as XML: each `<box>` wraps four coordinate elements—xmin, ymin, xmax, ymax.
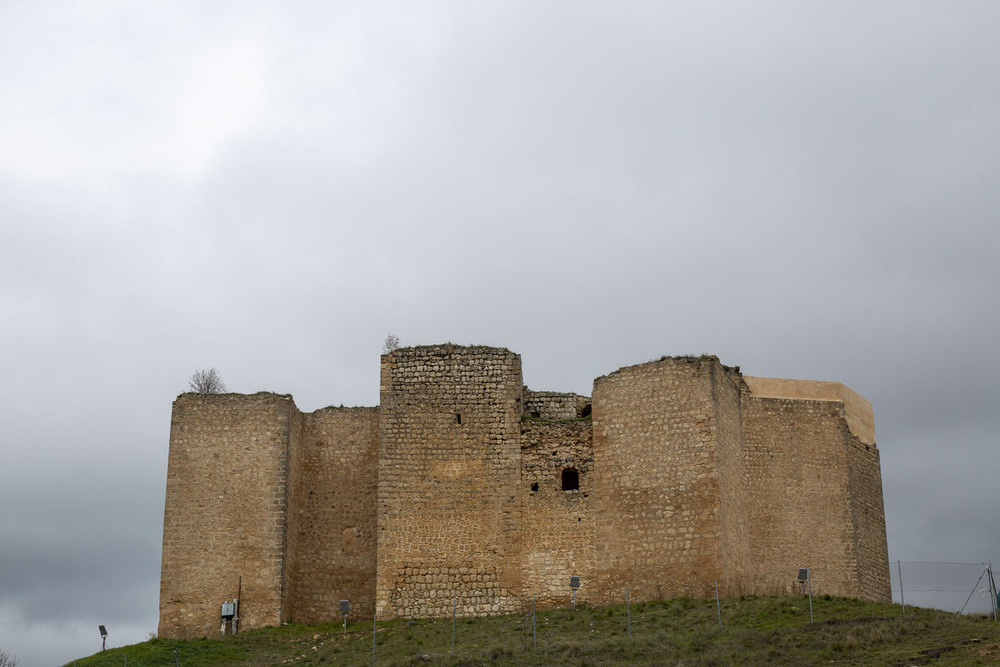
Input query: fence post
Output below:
<box><xmin>452</xmin><ymin>599</ymin><xmax>456</xmax><ymax>654</ymax></box>
<box><xmin>372</xmin><ymin>610</ymin><xmax>376</xmax><ymax>666</ymax></box>
<box><xmin>532</xmin><ymin>595</ymin><xmax>537</xmax><ymax>652</ymax></box>
<box><xmin>989</xmin><ymin>561</ymin><xmax>998</xmax><ymax>621</ymax></box>
<box><xmin>715</xmin><ymin>579</ymin><xmax>722</xmax><ymax>631</ymax></box>
<box><xmin>625</xmin><ymin>588</ymin><xmax>632</xmax><ymax>644</ymax></box>
<box><xmin>957</xmin><ymin>565</ymin><xmax>990</xmax><ymax>617</ymax></box>
<box><xmin>807</xmin><ymin>571</ymin><xmax>814</xmax><ymax>624</ymax></box>
<box><xmin>897</xmin><ymin>560</ymin><xmax>905</xmax><ymax>618</ymax></box>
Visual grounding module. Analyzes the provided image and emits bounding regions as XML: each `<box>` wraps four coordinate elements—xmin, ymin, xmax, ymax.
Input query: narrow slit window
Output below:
<box><xmin>561</xmin><ymin>468</ymin><xmax>579</xmax><ymax>491</ymax></box>
<box><xmin>455</xmin><ymin>413</ymin><xmax>462</xmax><ymax>425</ymax></box>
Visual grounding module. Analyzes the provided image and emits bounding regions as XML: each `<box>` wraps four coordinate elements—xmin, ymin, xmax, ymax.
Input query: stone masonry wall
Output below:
<box><xmin>160</xmin><ymin>346</ymin><xmax>891</xmax><ymax>635</ymax></box>
<box><xmin>520</xmin><ymin>419</ymin><xmax>595</xmax><ymax>608</ymax></box>
<box><xmin>284</xmin><ymin>407</ymin><xmax>379</xmax><ymax>623</ymax></box>
<box><xmin>376</xmin><ymin>345</ymin><xmax>524</xmax><ymax>618</ymax></box>
<box><xmin>523</xmin><ymin>389</ymin><xmax>591</xmax><ymax>421</ymax></box>
<box><xmin>159</xmin><ymin>394</ymin><xmax>294</xmax><ymax>638</ymax></box>
<box><xmin>846</xmin><ymin>435</ymin><xmax>891</xmax><ymax>600</ymax></box>
<box><xmin>592</xmin><ymin>357</ymin><xmax>724</xmax><ymax>604</ymax></box>
<box><xmin>710</xmin><ymin>364</ymin><xmax>753</xmax><ymax>596</ymax></box>
<box><xmin>740</xmin><ymin>396</ymin><xmax>861</xmax><ymax>597</ymax></box>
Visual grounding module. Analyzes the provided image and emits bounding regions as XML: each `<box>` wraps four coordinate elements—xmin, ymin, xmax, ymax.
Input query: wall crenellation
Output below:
<box><xmin>158</xmin><ymin>344</ymin><xmax>890</xmax><ymax>638</ymax></box>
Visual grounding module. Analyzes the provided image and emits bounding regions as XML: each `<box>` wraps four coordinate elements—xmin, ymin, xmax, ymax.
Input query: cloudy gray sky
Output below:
<box><xmin>1</xmin><ymin>1</ymin><xmax>998</xmax><ymax>664</ymax></box>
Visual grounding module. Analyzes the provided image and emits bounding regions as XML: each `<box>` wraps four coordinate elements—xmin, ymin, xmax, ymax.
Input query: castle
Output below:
<box><xmin>158</xmin><ymin>344</ymin><xmax>890</xmax><ymax>638</ymax></box>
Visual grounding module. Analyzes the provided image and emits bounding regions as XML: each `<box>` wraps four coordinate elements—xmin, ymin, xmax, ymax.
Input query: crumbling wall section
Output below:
<box><xmin>284</xmin><ymin>407</ymin><xmax>379</xmax><ymax>623</ymax></box>
<box><xmin>523</xmin><ymin>389</ymin><xmax>591</xmax><ymax>421</ymax></box>
<box><xmin>520</xmin><ymin>419</ymin><xmax>595</xmax><ymax>608</ymax></box>
<box><xmin>376</xmin><ymin>345</ymin><xmax>524</xmax><ymax>618</ymax></box>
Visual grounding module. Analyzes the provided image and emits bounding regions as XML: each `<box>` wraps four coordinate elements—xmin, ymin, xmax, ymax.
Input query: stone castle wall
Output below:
<box><xmin>159</xmin><ymin>394</ymin><xmax>295</xmax><ymax>638</ymax></box>
<box><xmin>712</xmin><ymin>362</ymin><xmax>753</xmax><ymax>596</ymax></box>
<box><xmin>159</xmin><ymin>345</ymin><xmax>890</xmax><ymax>637</ymax></box>
<box><xmin>375</xmin><ymin>346</ymin><xmax>524</xmax><ymax>618</ymax></box>
<box><xmin>591</xmin><ymin>357</ymin><xmax>727</xmax><ymax>603</ymax></box>
<box><xmin>284</xmin><ymin>407</ymin><xmax>378</xmax><ymax>623</ymax></box>
<box><xmin>846</xmin><ymin>427</ymin><xmax>891</xmax><ymax>600</ymax></box>
<box><xmin>520</xmin><ymin>419</ymin><xmax>595</xmax><ymax>608</ymax></box>
<box><xmin>739</xmin><ymin>395</ymin><xmax>885</xmax><ymax>597</ymax></box>
<box><xmin>523</xmin><ymin>389</ymin><xmax>591</xmax><ymax>420</ymax></box>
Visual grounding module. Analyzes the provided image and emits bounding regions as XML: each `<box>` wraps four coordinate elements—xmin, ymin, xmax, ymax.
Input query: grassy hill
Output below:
<box><xmin>66</xmin><ymin>595</ymin><xmax>1000</xmax><ymax>666</ymax></box>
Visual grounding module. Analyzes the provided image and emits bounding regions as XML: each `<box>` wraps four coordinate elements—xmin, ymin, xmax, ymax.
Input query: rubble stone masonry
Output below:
<box><xmin>376</xmin><ymin>346</ymin><xmax>524</xmax><ymax>618</ymax></box>
<box><xmin>159</xmin><ymin>345</ymin><xmax>890</xmax><ymax>637</ymax></box>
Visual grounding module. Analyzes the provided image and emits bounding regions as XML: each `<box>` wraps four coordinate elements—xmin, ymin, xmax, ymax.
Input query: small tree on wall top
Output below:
<box><xmin>382</xmin><ymin>333</ymin><xmax>401</xmax><ymax>354</ymax></box>
<box><xmin>188</xmin><ymin>368</ymin><xmax>227</xmax><ymax>393</ymax></box>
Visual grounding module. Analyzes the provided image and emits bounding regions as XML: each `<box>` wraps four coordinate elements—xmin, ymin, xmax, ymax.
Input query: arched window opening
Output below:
<box><xmin>561</xmin><ymin>468</ymin><xmax>580</xmax><ymax>491</ymax></box>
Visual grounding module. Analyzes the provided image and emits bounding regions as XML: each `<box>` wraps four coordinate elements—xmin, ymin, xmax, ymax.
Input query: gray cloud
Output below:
<box><xmin>2</xmin><ymin>1</ymin><xmax>999</xmax><ymax>663</ymax></box>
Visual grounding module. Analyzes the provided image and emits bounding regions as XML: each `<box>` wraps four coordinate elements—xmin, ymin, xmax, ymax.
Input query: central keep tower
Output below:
<box><xmin>375</xmin><ymin>345</ymin><xmax>524</xmax><ymax>618</ymax></box>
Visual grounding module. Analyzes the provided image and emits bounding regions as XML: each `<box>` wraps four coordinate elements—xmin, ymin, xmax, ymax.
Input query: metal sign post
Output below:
<box><xmin>798</xmin><ymin>568</ymin><xmax>813</xmax><ymax>624</ymax></box>
<box><xmin>340</xmin><ymin>600</ymin><xmax>350</xmax><ymax>635</ymax></box>
<box><xmin>570</xmin><ymin>576</ymin><xmax>580</xmax><ymax>609</ymax></box>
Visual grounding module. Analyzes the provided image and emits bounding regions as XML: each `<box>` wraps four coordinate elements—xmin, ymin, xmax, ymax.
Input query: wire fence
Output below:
<box><xmin>69</xmin><ymin>563</ymin><xmax>998</xmax><ymax>665</ymax></box>
<box><xmin>891</xmin><ymin>560</ymin><xmax>997</xmax><ymax>617</ymax></box>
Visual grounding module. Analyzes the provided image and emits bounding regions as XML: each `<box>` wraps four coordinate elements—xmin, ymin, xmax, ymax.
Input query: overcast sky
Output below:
<box><xmin>1</xmin><ymin>2</ymin><xmax>998</xmax><ymax>664</ymax></box>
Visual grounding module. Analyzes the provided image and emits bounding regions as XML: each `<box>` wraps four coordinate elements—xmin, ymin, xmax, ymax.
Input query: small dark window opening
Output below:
<box><xmin>561</xmin><ymin>468</ymin><xmax>580</xmax><ymax>491</ymax></box>
<box><xmin>530</xmin><ymin>482</ymin><xmax>539</xmax><ymax>492</ymax></box>
<box><xmin>529</xmin><ymin>410</ymin><xmax>540</xmax><ymax>418</ymax></box>
<box><xmin>580</xmin><ymin>404</ymin><xmax>592</xmax><ymax>418</ymax></box>
<box><xmin>455</xmin><ymin>413</ymin><xmax>462</xmax><ymax>425</ymax></box>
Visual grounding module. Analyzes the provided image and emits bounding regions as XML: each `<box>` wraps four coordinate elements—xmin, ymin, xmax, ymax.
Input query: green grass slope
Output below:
<box><xmin>66</xmin><ymin>596</ymin><xmax>1000</xmax><ymax>666</ymax></box>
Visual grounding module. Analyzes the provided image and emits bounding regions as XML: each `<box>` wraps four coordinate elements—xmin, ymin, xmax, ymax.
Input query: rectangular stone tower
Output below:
<box><xmin>375</xmin><ymin>345</ymin><xmax>524</xmax><ymax>618</ymax></box>
<box><xmin>737</xmin><ymin>377</ymin><xmax>890</xmax><ymax>599</ymax></box>
<box><xmin>158</xmin><ymin>394</ymin><xmax>298</xmax><ymax>637</ymax></box>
